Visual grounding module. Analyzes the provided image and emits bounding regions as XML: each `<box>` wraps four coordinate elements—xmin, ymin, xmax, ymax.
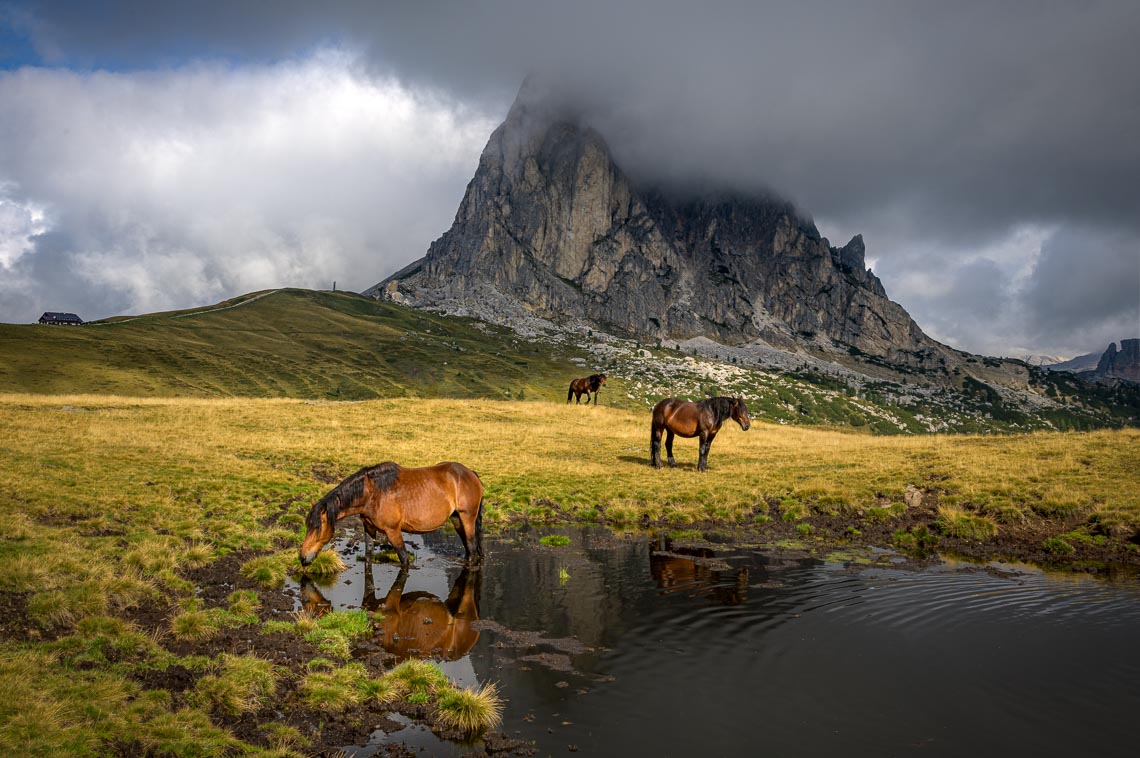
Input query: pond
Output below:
<box><xmin>292</xmin><ymin>526</ymin><xmax>1140</xmax><ymax>757</ymax></box>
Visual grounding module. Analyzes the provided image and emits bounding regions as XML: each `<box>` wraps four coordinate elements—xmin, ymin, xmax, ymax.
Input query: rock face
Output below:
<box><xmin>1093</xmin><ymin>339</ymin><xmax>1140</xmax><ymax>382</ymax></box>
<box><xmin>369</xmin><ymin>85</ymin><xmax>951</xmax><ymax>367</ymax></box>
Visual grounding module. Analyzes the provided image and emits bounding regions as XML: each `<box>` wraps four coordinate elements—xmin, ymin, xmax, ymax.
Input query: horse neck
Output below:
<box><xmin>703</xmin><ymin>398</ymin><xmax>731</xmax><ymax>426</ymax></box>
<box><xmin>332</xmin><ymin>493</ymin><xmax>369</xmax><ymax>520</ymax></box>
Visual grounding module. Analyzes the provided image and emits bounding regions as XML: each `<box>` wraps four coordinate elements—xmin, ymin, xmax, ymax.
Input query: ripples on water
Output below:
<box><xmin>292</xmin><ymin>527</ymin><xmax>1140</xmax><ymax>758</ymax></box>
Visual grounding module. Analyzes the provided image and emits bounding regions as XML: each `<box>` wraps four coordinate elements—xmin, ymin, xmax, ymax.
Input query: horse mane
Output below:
<box><xmin>306</xmin><ymin>462</ymin><xmax>400</xmax><ymax>533</ymax></box>
<box><xmin>698</xmin><ymin>396</ymin><xmax>736</xmax><ymax>425</ymax></box>
<box><xmin>589</xmin><ymin>373</ymin><xmax>605</xmax><ymax>390</ymax></box>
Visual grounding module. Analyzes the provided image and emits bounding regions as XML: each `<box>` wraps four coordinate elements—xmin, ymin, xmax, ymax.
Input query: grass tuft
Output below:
<box><xmin>295</xmin><ymin>549</ymin><xmax>349</xmax><ymax>577</ymax></box>
<box><xmin>434</xmin><ymin>682</ymin><xmax>504</xmax><ymax>734</ymax></box>
<box><xmin>936</xmin><ymin>506</ymin><xmax>999</xmax><ymax>541</ymax></box>
<box><xmin>302</xmin><ymin>609</ymin><xmax>372</xmax><ymax>659</ymax></box>
<box><xmin>170</xmin><ymin>609</ymin><xmax>222</xmax><ymax>641</ymax></box>
<box><xmin>241</xmin><ymin>551</ymin><xmax>294</xmax><ymax>589</ymax></box>
<box><xmin>387</xmin><ymin>659</ymin><xmax>450</xmax><ymax>697</ymax></box>
<box><xmin>191</xmin><ymin>654</ymin><xmax>278</xmax><ymax>716</ymax></box>
<box><xmin>298</xmin><ymin>662</ymin><xmax>372</xmax><ymax>711</ymax></box>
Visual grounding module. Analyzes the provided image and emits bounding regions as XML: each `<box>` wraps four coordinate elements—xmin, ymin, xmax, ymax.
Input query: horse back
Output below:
<box><xmin>653</xmin><ymin>398</ymin><xmax>700</xmax><ymax>437</ymax></box>
<box><xmin>380</xmin><ymin>462</ymin><xmax>482</xmax><ymax>533</ymax></box>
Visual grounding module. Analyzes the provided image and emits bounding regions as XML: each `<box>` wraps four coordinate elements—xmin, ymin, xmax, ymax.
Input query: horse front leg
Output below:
<box><xmin>665</xmin><ymin>430</ymin><xmax>676</xmax><ymax>468</ymax></box>
<box><xmin>384</xmin><ymin>527</ymin><xmax>411</xmax><ymax>569</ymax></box>
<box><xmin>697</xmin><ymin>431</ymin><xmax>716</xmax><ymax>472</ymax></box>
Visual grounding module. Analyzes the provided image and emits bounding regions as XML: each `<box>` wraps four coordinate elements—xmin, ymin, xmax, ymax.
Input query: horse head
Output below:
<box><xmin>731</xmin><ymin>397</ymin><xmax>752</xmax><ymax>431</ymax></box>
<box><xmin>299</xmin><ymin>494</ymin><xmax>339</xmax><ymax>566</ymax></box>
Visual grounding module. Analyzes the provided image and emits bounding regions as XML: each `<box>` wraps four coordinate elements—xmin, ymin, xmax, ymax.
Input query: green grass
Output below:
<box><xmin>539</xmin><ymin>535</ymin><xmax>571</xmax><ymax>547</ymax></box>
<box><xmin>936</xmin><ymin>506</ymin><xmax>1000</xmax><ymax>541</ymax></box>
<box><xmin>302</xmin><ymin>610</ymin><xmax>373</xmax><ymax>659</ymax></box>
<box><xmin>191</xmin><ymin>654</ymin><xmax>278</xmax><ymax>716</ymax></box>
<box><xmin>0</xmin><ymin>289</ymin><xmax>590</xmax><ymax>403</ymax></box>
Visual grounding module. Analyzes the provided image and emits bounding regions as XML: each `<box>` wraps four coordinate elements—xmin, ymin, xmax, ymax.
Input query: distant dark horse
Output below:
<box><xmin>300</xmin><ymin>461</ymin><xmax>484</xmax><ymax>569</ymax></box>
<box><xmin>567</xmin><ymin>373</ymin><xmax>607</xmax><ymax>405</ymax></box>
<box><xmin>650</xmin><ymin>396</ymin><xmax>751</xmax><ymax>472</ymax></box>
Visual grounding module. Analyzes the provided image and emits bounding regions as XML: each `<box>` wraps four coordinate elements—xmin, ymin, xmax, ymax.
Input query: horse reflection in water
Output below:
<box><xmin>301</xmin><ymin>567</ymin><xmax>481</xmax><ymax>661</ymax></box>
<box><xmin>649</xmin><ymin>537</ymin><xmax>749</xmax><ymax>605</ymax></box>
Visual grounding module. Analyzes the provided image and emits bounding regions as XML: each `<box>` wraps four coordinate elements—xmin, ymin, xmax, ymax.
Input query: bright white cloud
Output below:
<box><xmin>0</xmin><ymin>49</ymin><xmax>498</xmax><ymax>322</ymax></box>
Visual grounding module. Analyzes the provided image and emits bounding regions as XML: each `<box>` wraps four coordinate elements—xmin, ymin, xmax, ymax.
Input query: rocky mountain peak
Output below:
<box><xmin>1095</xmin><ymin>339</ymin><xmax>1140</xmax><ymax>382</ymax></box>
<box><xmin>368</xmin><ymin>83</ymin><xmax>956</xmax><ymax>371</ymax></box>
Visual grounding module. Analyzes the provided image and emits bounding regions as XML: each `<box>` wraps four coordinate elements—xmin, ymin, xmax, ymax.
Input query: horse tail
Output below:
<box><xmin>474</xmin><ymin>496</ymin><xmax>485</xmax><ymax>562</ymax></box>
<box><xmin>567</xmin><ymin>383</ymin><xmax>574</xmax><ymax>403</ymax></box>
<box><xmin>468</xmin><ymin>467</ymin><xmax>485</xmax><ymax>563</ymax></box>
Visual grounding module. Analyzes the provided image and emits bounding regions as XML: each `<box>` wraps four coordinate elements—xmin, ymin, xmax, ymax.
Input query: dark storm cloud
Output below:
<box><xmin>5</xmin><ymin>0</ymin><xmax>1139</xmax><ymax>354</ymax></box>
<box><xmin>1020</xmin><ymin>227</ymin><xmax>1140</xmax><ymax>349</ymax></box>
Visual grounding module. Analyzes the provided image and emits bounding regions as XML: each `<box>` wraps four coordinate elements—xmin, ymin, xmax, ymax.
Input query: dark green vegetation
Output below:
<box><xmin>0</xmin><ymin>288</ymin><xmax>586</xmax><ymax>402</ymax></box>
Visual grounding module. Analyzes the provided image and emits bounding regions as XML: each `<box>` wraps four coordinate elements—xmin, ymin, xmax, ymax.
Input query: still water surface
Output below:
<box><xmin>295</xmin><ymin>526</ymin><xmax>1140</xmax><ymax>757</ymax></box>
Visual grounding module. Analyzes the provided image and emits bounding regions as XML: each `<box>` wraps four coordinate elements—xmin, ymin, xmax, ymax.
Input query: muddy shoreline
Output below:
<box><xmin>515</xmin><ymin>493</ymin><xmax>1140</xmax><ymax>574</ymax></box>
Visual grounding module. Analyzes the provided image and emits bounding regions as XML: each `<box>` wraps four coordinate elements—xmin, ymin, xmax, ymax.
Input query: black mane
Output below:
<box><xmin>698</xmin><ymin>396</ymin><xmax>736</xmax><ymax>425</ymax></box>
<box><xmin>588</xmin><ymin>373</ymin><xmax>605</xmax><ymax>390</ymax></box>
<box><xmin>306</xmin><ymin>461</ymin><xmax>400</xmax><ymax>533</ymax></box>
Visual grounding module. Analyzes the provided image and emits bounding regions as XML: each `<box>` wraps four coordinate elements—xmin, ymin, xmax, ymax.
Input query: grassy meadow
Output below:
<box><xmin>0</xmin><ymin>289</ymin><xmax>589</xmax><ymax>402</ymax></box>
<box><xmin>2</xmin><ymin>393</ymin><xmax>1139</xmax><ymax>754</ymax></box>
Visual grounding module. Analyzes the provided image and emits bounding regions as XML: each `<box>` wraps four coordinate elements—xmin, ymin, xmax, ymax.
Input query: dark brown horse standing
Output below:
<box><xmin>300</xmin><ymin>461</ymin><xmax>484</xmax><ymax>569</ymax></box>
<box><xmin>567</xmin><ymin>373</ymin><xmax>606</xmax><ymax>405</ymax></box>
<box><xmin>650</xmin><ymin>396</ymin><xmax>751</xmax><ymax>472</ymax></box>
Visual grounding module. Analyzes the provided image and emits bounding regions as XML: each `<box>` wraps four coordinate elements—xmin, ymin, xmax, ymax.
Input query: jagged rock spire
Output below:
<box><xmin>368</xmin><ymin>81</ymin><xmax>946</xmax><ymax>365</ymax></box>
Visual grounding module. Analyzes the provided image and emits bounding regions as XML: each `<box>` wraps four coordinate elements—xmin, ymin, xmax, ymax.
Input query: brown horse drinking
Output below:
<box><xmin>567</xmin><ymin>373</ymin><xmax>607</xmax><ymax>405</ymax></box>
<box><xmin>300</xmin><ymin>461</ymin><xmax>484</xmax><ymax>569</ymax></box>
<box><xmin>650</xmin><ymin>396</ymin><xmax>751</xmax><ymax>471</ymax></box>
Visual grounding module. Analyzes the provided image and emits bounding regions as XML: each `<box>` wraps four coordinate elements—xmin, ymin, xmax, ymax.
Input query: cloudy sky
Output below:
<box><xmin>1</xmin><ymin>1</ymin><xmax>1137</xmax><ymax>358</ymax></box>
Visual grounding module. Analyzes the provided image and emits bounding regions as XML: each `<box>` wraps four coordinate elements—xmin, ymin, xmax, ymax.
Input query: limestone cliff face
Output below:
<box><xmin>368</xmin><ymin>86</ymin><xmax>945</xmax><ymax>365</ymax></box>
<box><xmin>1094</xmin><ymin>339</ymin><xmax>1140</xmax><ymax>382</ymax></box>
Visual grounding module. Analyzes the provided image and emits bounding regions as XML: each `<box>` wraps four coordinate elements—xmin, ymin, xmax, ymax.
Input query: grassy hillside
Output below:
<box><xmin>3</xmin><ymin>287</ymin><xmax>1136</xmax><ymax>432</ymax></box>
<box><xmin>0</xmin><ymin>289</ymin><xmax>590</xmax><ymax>402</ymax></box>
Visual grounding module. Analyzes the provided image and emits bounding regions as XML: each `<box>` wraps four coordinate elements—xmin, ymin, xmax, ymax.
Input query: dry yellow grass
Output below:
<box><xmin>1</xmin><ymin>394</ymin><xmax>1136</xmax><ymax>537</ymax></box>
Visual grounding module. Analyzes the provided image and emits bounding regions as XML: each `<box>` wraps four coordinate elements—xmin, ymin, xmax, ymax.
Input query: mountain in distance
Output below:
<box><xmin>1091</xmin><ymin>339</ymin><xmax>1140</xmax><ymax>383</ymax></box>
<box><xmin>1013</xmin><ymin>354</ymin><xmax>1066</xmax><ymax>367</ymax></box>
<box><xmin>1034</xmin><ymin>339</ymin><xmax>1140</xmax><ymax>383</ymax></box>
<box><xmin>367</xmin><ymin>81</ymin><xmax>1029</xmax><ymax>393</ymax></box>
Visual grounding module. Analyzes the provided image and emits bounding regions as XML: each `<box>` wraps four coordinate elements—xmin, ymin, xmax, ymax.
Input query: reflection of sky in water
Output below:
<box><xmin>296</xmin><ymin>526</ymin><xmax>1140</xmax><ymax>758</ymax></box>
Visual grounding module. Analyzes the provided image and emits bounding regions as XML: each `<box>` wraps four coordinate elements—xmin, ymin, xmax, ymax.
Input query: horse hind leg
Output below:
<box><xmin>450</xmin><ymin>512</ymin><xmax>471</xmax><ymax>560</ymax></box>
<box><xmin>650</xmin><ymin>423</ymin><xmax>663</xmax><ymax>468</ymax></box>
<box><xmin>476</xmin><ymin>503</ymin><xmax>484</xmax><ymax>563</ymax></box>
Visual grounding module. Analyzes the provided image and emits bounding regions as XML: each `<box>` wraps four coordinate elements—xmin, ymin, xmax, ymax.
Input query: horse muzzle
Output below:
<box><xmin>299</xmin><ymin>550</ymin><xmax>316</xmax><ymax>567</ymax></box>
